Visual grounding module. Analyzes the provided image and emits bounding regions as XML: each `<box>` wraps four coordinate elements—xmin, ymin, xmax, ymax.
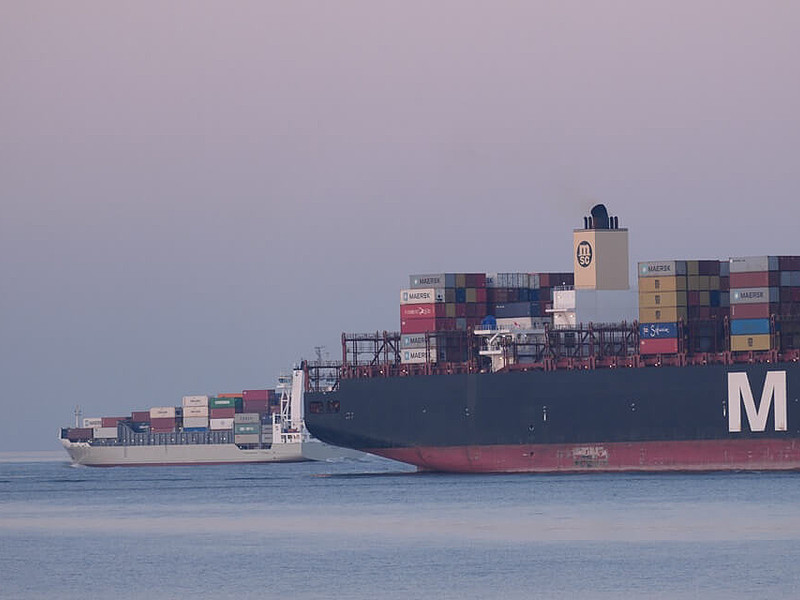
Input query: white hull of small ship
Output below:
<box><xmin>61</xmin><ymin>438</ymin><xmax>360</xmax><ymax>467</ymax></box>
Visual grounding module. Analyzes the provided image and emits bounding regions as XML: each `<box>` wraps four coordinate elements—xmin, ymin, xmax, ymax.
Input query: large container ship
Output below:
<box><xmin>61</xmin><ymin>368</ymin><xmax>362</xmax><ymax>466</ymax></box>
<box><xmin>304</xmin><ymin>205</ymin><xmax>800</xmax><ymax>473</ymax></box>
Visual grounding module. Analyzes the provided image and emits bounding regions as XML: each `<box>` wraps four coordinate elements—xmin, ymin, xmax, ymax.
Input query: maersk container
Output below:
<box><xmin>638</xmin><ymin>261</ymin><xmax>687</xmax><ymax>278</ymax></box>
<box><xmin>638</xmin><ymin>322</ymin><xmax>679</xmax><ymax>339</ymax></box>
<box><xmin>409</xmin><ymin>273</ymin><xmax>456</xmax><ymax>289</ymax></box>
<box><xmin>731</xmin><ymin>334</ymin><xmax>772</xmax><ymax>352</ymax></box>
<box><xmin>183</xmin><ymin>405</ymin><xmax>208</xmax><ymax>418</ymax></box>
<box><xmin>730</xmin><ymin>287</ymin><xmax>779</xmax><ymax>304</ymax></box>
<box><xmin>182</xmin><ymin>416</ymin><xmax>208</xmax><ymax>429</ymax></box>
<box><xmin>401</xmin><ymin>348</ymin><xmax>438</xmax><ymax>364</ymax></box>
<box><xmin>233</xmin><ymin>422</ymin><xmax>260</xmax><ymax>434</ymax></box>
<box><xmin>181</xmin><ymin>395</ymin><xmax>208</xmax><ymax>407</ymax></box>
<box><xmin>400</xmin><ymin>288</ymin><xmax>445</xmax><ymax>305</ymax></box>
<box><xmin>82</xmin><ymin>417</ymin><xmax>102</xmax><ymax>428</ymax></box>
<box><xmin>210</xmin><ymin>418</ymin><xmax>234</xmax><ymax>430</ymax></box>
<box><xmin>400</xmin><ymin>334</ymin><xmax>438</xmax><ymax>349</ymax></box>
<box><xmin>729</xmin><ymin>256</ymin><xmax>779</xmax><ymax>273</ymax></box>
<box><xmin>730</xmin><ymin>319</ymin><xmax>771</xmax><ymax>336</ymax></box>
<box><xmin>150</xmin><ymin>406</ymin><xmax>176</xmax><ymax>419</ymax></box>
<box><xmin>93</xmin><ymin>427</ymin><xmax>118</xmax><ymax>439</ymax></box>
<box><xmin>234</xmin><ymin>413</ymin><xmax>260</xmax><ymax>424</ymax></box>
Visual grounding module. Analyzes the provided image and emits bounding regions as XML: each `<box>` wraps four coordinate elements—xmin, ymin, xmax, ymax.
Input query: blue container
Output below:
<box><xmin>730</xmin><ymin>318</ymin><xmax>770</xmax><ymax>335</ymax></box>
<box><xmin>529</xmin><ymin>289</ymin><xmax>540</xmax><ymax>302</ymax></box>
<box><xmin>494</xmin><ymin>302</ymin><xmax>537</xmax><ymax>318</ymax></box>
<box><xmin>639</xmin><ymin>322</ymin><xmax>679</xmax><ymax>339</ymax></box>
<box><xmin>709</xmin><ymin>290</ymin><xmax>721</xmax><ymax>307</ymax></box>
<box><xmin>516</xmin><ymin>288</ymin><xmax>530</xmax><ymax>302</ymax></box>
<box><xmin>183</xmin><ymin>427</ymin><xmax>208</xmax><ymax>432</ymax></box>
<box><xmin>455</xmin><ymin>288</ymin><xmax>467</xmax><ymax>303</ymax></box>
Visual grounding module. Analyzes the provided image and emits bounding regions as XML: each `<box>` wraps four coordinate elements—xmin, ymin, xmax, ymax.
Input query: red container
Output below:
<box><xmin>243</xmin><ymin>389</ymin><xmax>269</xmax><ymax>402</ymax></box>
<box><xmin>465</xmin><ymin>273</ymin><xmax>487</xmax><ymax>288</ymax></box>
<box><xmin>150</xmin><ymin>417</ymin><xmax>176</xmax><ymax>429</ymax></box>
<box><xmin>476</xmin><ymin>288</ymin><xmax>487</xmax><ymax>302</ymax></box>
<box><xmin>687</xmin><ymin>291</ymin><xmax>701</xmax><ymax>306</ymax></box>
<box><xmin>730</xmin><ymin>272</ymin><xmax>781</xmax><ymax>288</ymax></box>
<box><xmin>101</xmin><ymin>417</ymin><xmax>124</xmax><ymax>427</ymax></box>
<box><xmin>455</xmin><ymin>304</ymin><xmax>467</xmax><ymax>317</ymax></box>
<box><xmin>66</xmin><ymin>428</ymin><xmax>94</xmax><ymax>441</ymax></box>
<box><xmin>131</xmin><ymin>411</ymin><xmax>150</xmax><ymax>423</ymax></box>
<box><xmin>210</xmin><ymin>407</ymin><xmax>235</xmax><ymax>419</ymax></box>
<box><xmin>720</xmin><ymin>277</ymin><xmax>730</xmax><ymax>291</ymax></box>
<box><xmin>698</xmin><ymin>306</ymin><xmax>711</xmax><ymax>319</ymax></box>
<box><xmin>793</xmin><ymin>288</ymin><xmax>800</xmax><ymax>302</ymax></box>
<box><xmin>639</xmin><ymin>338</ymin><xmax>679</xmax><ymax>354</ymax></box>
<box><xmin>400</xmin><ymin>303</ymin><xmax>446</xmax><ymax>320</ymax></box>
<box><xmin>400</xmin><ymin>317</ymin><xmax>456</xmax><ymax>334</ymax></box>
<box><xmin>243</xmin><ymin>398</ymin><xmax>269</xmax><ymax>414</ymax></box>
<box><xmin>730</xmin><ymin>303</ymin><xmax>778</xmax><ymax>319</ymax></box>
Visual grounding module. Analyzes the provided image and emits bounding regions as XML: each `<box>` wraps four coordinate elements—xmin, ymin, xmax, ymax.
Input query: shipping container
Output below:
<box><xmin>780</xmin><ymin>272</ymin><xmax>800</xmax><ymax>287</ymax></box>
<box><xmin>150</xmin><ymin>417</ymin><xmax>176</xmax><ymax>428</ymax></box>
<box><xmin>82</xmin><ymin>417</ymin><xmax>102</xmax><ymax>428</ymax></box>
<box><xmin>234</xmin><ymin>434</ymin><xmax>261</xmax><ymax>445</ymax></box>
<box><xmin>149</xmin><ymin>406</ymin><xmax>176</xmax><ymax>419</ymax></box>
<box><xmin>181</xmin><ymin>395</ymin><xmax>209</xmax><ymax>407</ymax></box>
<box><xmin>638</xmin><ymin>322</ymin><xmax>679</xmax><ymax>339</ymax></box>
<box><xmin>131</xmin><ymin>411</ymin><xmax>150</xmax><ymax>423</ymax></box>
<box><xmin>401</xmin><ymin>348</ymin><xmax>438</xmax><ymax>364</ymax></box>
<box><xmin>729</xmin><ymin>256</ymin><xmax>779</xmax><ymax>273</ymax></box>
<box><xmin>209</xmin><ymin>397</ymin><xmax>238</xmax><ymax>409</ymax></box>
<box><xmin>66</xmin><ymin>428</ymin><xmax>93</xmax><ymax>441</ymax></box>
<box><xmin>638</xmin><ymin>306</ymin><xmax>688</xmax><ymax>323</ymax></box>
<box><xmin>100</xmin><ymin>417</ymin><xmax>124</xmax><ymax>427</ymax></box>
<box><xmin>210</xmin><ymin>418</ymin><xmax>234</xmax><ymax>430</ymax></box>
<box><xmin>182</xmin><ymin>416</ymin><xmax>208</xmax><ymax>429</ymax></box>
<box><xmin>242</xmin><ymin>389</ymin><xmax>269</xmax><ymax>402</ymax></box>
<box><xmin>639</xmin><ymin>338</ymin><xmax>680</xmax><ymax>354</ymax></box>
<box><xmin>183</xmin><ymin>405</ymin><xmax>208</xmax><ymax>418</ymax></box>
<box><xmin>466</xmin><ymin>273</ymin><xmax>487</xmax><ymax>288</ymax></box>
<box><xmin>400</xmin><ymin>288</ymin><xmax>445</xmax><ymax>305</ymax></box>
<box><xmin>476</xmin><ymin>288</ymin><xmax>487</xmax><ymax>303</ymax></box>
<box><xmin>410</xmin><ymin>273</ymin><xmax>456</xmax><ymax>289</ymax></box>
<box><xmin>687</xmin><ymin>275</ymin><xmax>711</xmax><ymax>291</ymax></box>
<box><xmin>730</xmin><ymin>271</ymin><xmax>781</xmax><ymax>288</ymax></box>
<box><xmin>243</xmin><ymin>398</ymin><xmax>269</xmax><ymax>414</ymax></box>
<box><xmin>400</xmin><ymin>303</ymin><xmax>446</xmax><ymax>320</ymax></box>
<box><xmin>778</xmin><ymin>256</ymin><xmax>800</xmax><ymax>271</ymax></box>
<box><xmin>93</xmin><ymin>427</ymin><xmax>118</xmax><ymax>439</ymax></box>
<box><xmin>493</xmin><ymin>302</ymin><xmax>540</xmax><ymax>318</ymax></box>
<box><xmin>730</xmin><ymin>287</ymin><xmax>780</xmax><ymax>304</ymax></box>
<box><xmin>400</xmin><ymin>334</ymin><xmax>438</xmax><ymax>349</ymax></box>
<box><xmin>233</xmin><ymin>422</ymin><xmax>260</xmax><ymax>434</ymax></box>
<box><xmin>638</xmin><ymin>261</ymin><xmax>687</xmax><ymax>278</ymax></box>
<box><xmin>234</xmin><ymin>413</ymin><xmax>260</xmax><ymax>424</ymax></box>
<box><xmin>638</xmin><ymin>290</ymin><xmax>687</xmax><ymax>308</ymax></box>
<box><xmin>730</xmin><ymin>319</ymin><xmax>771</xmax><ymax>336</ymax></box>
<box><xmin>730</xmin><ymin>334</ymin><xmax>772</xmax><ymax>352</ymax></box>
<box><xmin>400</xmin><ymin>317</ymin><xmax>456</xmax><ymax>334</ymax></box>
<box><xmin>730</xmin><ymin>303</ymin><xmax>777</xmax><ymax>319</ymax></box>
<box><xmin>637</xmin><ymin>276</ymin><xmax>687</xmax><ymax>293</ymax></box>
<box><xmin>210</xmin><ymin>407</ymin><xmax>235</xmax><ymax>419</ymax></box>
<box><xmin>455</xmin><ymin>288</ymin><xmax>467</xmax><ymax>303</ymax></box>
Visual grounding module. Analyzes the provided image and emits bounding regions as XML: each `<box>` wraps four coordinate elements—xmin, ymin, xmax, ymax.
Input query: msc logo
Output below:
<box><xmin>576</xmin><ymin>241</ymin><xmax>593</xmax><ymax>268</ymax></box>
<box><xmin>727</xmin><ymin>371</ymin><xmax>787</xmax><ymax>432</ymax></box>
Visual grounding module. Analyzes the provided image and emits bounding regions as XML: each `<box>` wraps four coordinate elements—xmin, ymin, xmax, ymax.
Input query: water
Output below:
<box><xmin>2</xmin><ymin>454</ymin><xmax>800</xmax><ymax>599</ymax></box>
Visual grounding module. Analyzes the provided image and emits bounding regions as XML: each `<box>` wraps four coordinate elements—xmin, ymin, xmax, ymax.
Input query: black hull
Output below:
<box><xmin>305</xmin><ymin>362</ymin><xmax>800</xmax><ymax>473</ymax></box>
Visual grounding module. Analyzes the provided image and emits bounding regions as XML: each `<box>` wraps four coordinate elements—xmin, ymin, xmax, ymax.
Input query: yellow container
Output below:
<box><xmin>708</xmin><ymin>275</ymin><xmax>720</xmax><ymax>290</ymax></box>
<box><xmin>686</xmin><ymin>260</ymin><xmax>699</xmax><ymax>276</ymax></box>
<box><xmin>698</xmin><ymin>291</ymin><xmax>710</xmax><ymax>305</ymax></box>
<box><xmin>730</xmin><ymin>334</ymin><xmax>772</xmax><ymax>352</ymax></box>
<box><xmin>466</xmin><ymin>288</ymin><xmax>477</xmax><ymax>303</ymax></box>
<box><xmin>445</xmin><ymin>303</ymin><xmax>456</xmax><ymax>318</ymax></box>
<box><xmin>638</xmin><ymin>276</ymin><xmax>686</xmax><ymax>292</ymax></box>
<box><xmin>455</xmin><ymin>273</ymin><xmax>466</xmax><ymax>288</ymax></box>
<box><xmin>639</xmin><ymin>306</ymin><xmax>688</xmax><ymax>323</ymax></box>
<box><xmin>639</xmin><ymin>290</ymin><xmax>687</xmax><ymax>308</ymax></box>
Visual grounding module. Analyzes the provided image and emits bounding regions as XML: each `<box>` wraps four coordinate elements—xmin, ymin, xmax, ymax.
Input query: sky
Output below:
<box><xmin>2</xmin><ymin>1</ymin><xmax>799</xmax><ymax>451</ymax></box>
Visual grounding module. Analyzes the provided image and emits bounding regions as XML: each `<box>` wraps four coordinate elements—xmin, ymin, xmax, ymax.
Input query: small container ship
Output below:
<box><xmin>61</xmin><ymin>368</ymin><xmax>362</xmax><ymax>466</ymax></box>
<box><xmin>304</xmin><ymin>205</ymin><xmax>800</xmax><ymax>473</ymax></box>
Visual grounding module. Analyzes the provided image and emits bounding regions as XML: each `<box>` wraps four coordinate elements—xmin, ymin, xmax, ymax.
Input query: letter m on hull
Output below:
<box><xmin>728</xmin><ymin>371</ymin><xmax>787</xmax><ymax>433</ymax></box>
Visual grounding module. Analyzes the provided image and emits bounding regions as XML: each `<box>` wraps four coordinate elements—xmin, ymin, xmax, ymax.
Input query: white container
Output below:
<box><xmin>234</xmin><ymin>413</ymin><xmax>260</xmax><ymax>424</ymax></box>
<box><xmin>638</xmin><ymin>261</ymin><xmax>687</xmax><ymax>278</ymax></box>
<box><xmin>730</xmin><ymin>287</ymin><xmax>779</xmax><ymax>304</ymax></box>
<box><xmin>401</xmin><ymin>348</ymin><xmax>438</xmax><ymax>364</ymax></box>
<box><xmin>150</xmin><ymin>406</ymin><xmax>176</xmax><ymax>419</ymax></box>
<box><xmin>182</xmin><ymin>395</ymin><xmax>209</xmax><ymax>407</ymax></box>
<box><xmin>82</xmin><ymin>417</ymin><xmax>102</xmax><ymax>428</ymax></box>
<box><xmin>399</xmin><ymin>288</ymin><xmax>445</xmax><ymax>305</ymax></box>
<box><xmin>400</xmin><ymin>333</ymin><xmax>438</xmax><ymax>349</ymax></box>
<box><xmin>182</xmin><ymin>416</ymin><xmax>208</xmax><ymax>428</ymax></box>
<box><xmin>485</xmin><ymin>273</ymin><xmax>497</xmax><ymax>288</ymax></box>
<box><xmin>729</xmin><ymin>256</ymin><xmax>779</xmax><ymax>273</ymax></box>
<box><xmin>93</xmin><ymin>427</ymin><xmax>118</xmax><ymax>439</ymax></box>
<box><xmin>209</xmin><ymin>418</ymin><xmax>234</xmax><ymax>430</ymax></box>
<box><xmin>183</xmin><ymin>405</ymin><xmax>209</xmax><ymax>417</ymax></box>
<box><xmin>409</xmin><ymin>273</ymin><xmax>456</xmax><ymax>289</ymax></box>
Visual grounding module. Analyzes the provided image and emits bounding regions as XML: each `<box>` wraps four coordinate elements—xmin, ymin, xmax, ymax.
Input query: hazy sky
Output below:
<box><xmin>2</xmin><ymin>2</ymin><xmax>799</xmax><ymax>451</ymax></box>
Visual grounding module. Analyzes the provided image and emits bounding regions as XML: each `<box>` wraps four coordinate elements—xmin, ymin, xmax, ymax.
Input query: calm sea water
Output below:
<box><xmin>2</xmin><ymin>453</ymin><xmax>800</xmax><ymax>599</ymax></box>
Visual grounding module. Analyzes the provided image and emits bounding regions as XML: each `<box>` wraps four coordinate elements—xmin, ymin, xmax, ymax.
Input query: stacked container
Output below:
<box><xmin>234</xmin><ymin>413</ymin><xmax>261</xmax><ymax>445</ymax></box>
<box><xmin>486</xmin><ymin>272</ymin><xmax>573</xmax><ymax>327</ymax></box>
<box><xmin>637</xmin><ymin>261</ymin><xmax>687</xmax><ymax>354</ymax></box>
<box><xmin>181</xmin><ymin>395</ymin><xmax>209</xmax><ymax>431</ymax></box>
<box><xmin>729</xmin><ymin>256</ymin><xmax>780</xmax><ymax>351</ymax></box>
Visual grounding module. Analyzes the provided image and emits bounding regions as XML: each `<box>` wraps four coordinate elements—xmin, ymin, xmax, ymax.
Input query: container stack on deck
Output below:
<box><xmin>486</xmin><ymin>272</ymin><xmax>573</xmax><ymax>329</ymax></box>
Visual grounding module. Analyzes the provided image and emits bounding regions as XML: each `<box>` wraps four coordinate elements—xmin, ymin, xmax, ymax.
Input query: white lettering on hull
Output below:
<box><xmin>728</xmin><ymin>371</ymin><xmax>787</xmax><ymax>433</ymax></box>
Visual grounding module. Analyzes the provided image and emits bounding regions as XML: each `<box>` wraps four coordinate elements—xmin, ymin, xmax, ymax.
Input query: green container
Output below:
<box><xmin>234</xmin><ymin>423</ymin><xmax>260</xmax><ymax>435</ymax></box>
<box><xmin>210</xmin><ymin>397</ymin><xmax>239</xmax><ymax>409</ymax></box>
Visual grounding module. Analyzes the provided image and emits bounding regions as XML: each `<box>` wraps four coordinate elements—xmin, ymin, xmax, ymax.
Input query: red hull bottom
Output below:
<box><xmin>368</xmin><ymin>439</ymin><xmax>800</xmax><ymax>473</ymax></box>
